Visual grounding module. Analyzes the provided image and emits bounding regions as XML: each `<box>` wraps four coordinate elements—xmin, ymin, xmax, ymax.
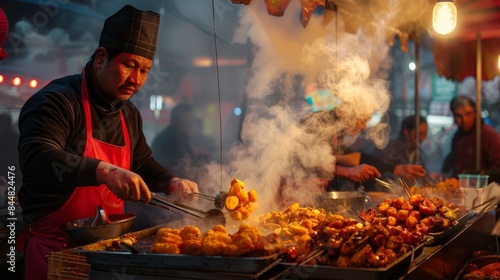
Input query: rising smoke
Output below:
<box><xmin>200</xmin><ymin>0</ymin><xmax>398</xmax><ymax>213</ymax></box>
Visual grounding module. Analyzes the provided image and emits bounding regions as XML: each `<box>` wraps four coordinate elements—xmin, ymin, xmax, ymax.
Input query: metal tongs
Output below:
<box><xmin>398</xmin><ymin>178</ymin><xmax>413</xmax><ymax>199</ymax></box>
<box><xmin>149</xmin><ymin>192</ymin><xmax>207</xmax><ymax>220</ymax></box>
<box><xmin>374</xmin><ymin>178</ymin><xmax>393</xmax><ymax>190</ymax></box>
<box><xmin>190</xmin><ymin>191</ymin><xmax>228</xmax><ymax>210</ymax></box>
<box><xmin>148</xmin><ymin>192</ymin><xmax>226</xmax><ymax>226</ymax></box>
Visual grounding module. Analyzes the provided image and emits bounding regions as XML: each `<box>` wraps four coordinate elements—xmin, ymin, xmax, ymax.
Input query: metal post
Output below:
<box><xmin>475</xmin><ymin>32</ymin><xmax>482</xmax><ymax>170</ymax></box>
<box><xmin>415</xmin><ymin>41</ymin><xmax>421</xmax><ymax>164</ymax></box>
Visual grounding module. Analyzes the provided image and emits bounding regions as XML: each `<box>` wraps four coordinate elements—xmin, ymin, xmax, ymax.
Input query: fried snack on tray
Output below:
<box><xmin>226</xmin><ymin>177</ymin><xmax>259</xmax><ymax>221</ymax></box>
<box><xmin>367</xmin><ymin>194</ymin><xmax>464</xmax><ymax>235</ymax></box>
<box><xmin>149</xmin><ymin>224</ymin><xmax>279</xmax><ymax>257</ymax></box>
<box><xmin>258</xmin><ymin>202</ymin><xmax>423</xmax><ymax>268</ymax></box>
<box><xmin>409</xmin><ymin>178</ymin><xmax>461</xmax><ymax>200</ymax></box>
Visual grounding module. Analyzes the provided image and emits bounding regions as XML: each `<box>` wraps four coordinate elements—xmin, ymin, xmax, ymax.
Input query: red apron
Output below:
<box><xmin>23</xmin><ymin>69</ymin><xmax>130</xmax><ymax>280</ymax></box>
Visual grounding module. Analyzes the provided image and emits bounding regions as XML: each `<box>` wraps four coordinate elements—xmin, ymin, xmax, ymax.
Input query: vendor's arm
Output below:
<box><xmin>335</xmin><ymin>164</ymin><xmax>381</xmax><ymax>182</ymax></box>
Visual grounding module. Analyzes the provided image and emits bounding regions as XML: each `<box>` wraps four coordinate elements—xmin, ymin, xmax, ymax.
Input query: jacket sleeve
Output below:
<box><xmin>483</xmin><ymin>125</ymin><xmax>500</xmax><ymax>170</ymax></box>
<box><xmin>18</xmin><ymin>89</ymin><xmax>101</xmax><ymax>188</ymax></box>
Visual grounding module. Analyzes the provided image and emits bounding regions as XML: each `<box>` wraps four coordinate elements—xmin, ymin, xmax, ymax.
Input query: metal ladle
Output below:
<box><xmin>90</xmin><ymin>205</ymin><xmax>111</xmax><ymax>227</ymax></box>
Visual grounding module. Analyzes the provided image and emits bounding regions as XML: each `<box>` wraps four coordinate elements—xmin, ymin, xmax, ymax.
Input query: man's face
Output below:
<box><xmin>403</xmin><ymin>123</ymin><xmax>428</xmax><ymax>149</ymax></box>
<box><xmin>453</xmin><ymin>105</ymin><xmax>475</xmax><ymax>132</ymax></box>
<box><xmin>95</xmin><ymin>49</ymin><xmax>152</xmax><ymax>101</ymax></box>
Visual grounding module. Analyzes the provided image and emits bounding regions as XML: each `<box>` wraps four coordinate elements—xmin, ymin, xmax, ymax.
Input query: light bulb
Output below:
<box><xmin>432</xmin><ymin>1</ymin><xmax>457</xmax><ymax>35</ymax></box>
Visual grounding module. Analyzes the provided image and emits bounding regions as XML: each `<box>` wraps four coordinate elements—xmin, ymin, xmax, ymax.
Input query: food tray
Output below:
<box><xmin>275</xmin><ymin>237</ymin><xmax>429</xmax><ymax>280</ymax></box>
<box><xmin>454</xmin><ymin>255</ymin><xmax>500</xmax><ymax>280</ymax></box>
<box><xmin>425</xmin><ymin>210</ymin><xmax>470</xmax><ymax>246</ymax></box>
<box><xmin>75</xmin><ymin>223</ymin><xmax>282</xmax><ymax>274</ymax></box>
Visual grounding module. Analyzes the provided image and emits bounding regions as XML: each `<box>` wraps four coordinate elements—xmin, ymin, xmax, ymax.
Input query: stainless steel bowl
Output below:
<box><xmin>316</xmin><ymin>191</ymin><xmax>370</xmax><ymax>217</ymax></box>
<box><xmin>61</xmin><ymin>213</ymin><xmax>136</xmax><ymax>246</ymax></box>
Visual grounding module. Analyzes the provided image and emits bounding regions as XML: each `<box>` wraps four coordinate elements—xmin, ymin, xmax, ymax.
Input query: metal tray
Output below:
<box><xmin>275</xmin><ymin>238</ymin><xmax>428</xmax><ymax>280</ymax></box>
<box><xmin>454</xmin><ymin>255</ymin><xmax>500</xmax><ymax>280</ymax></box>
<box><xmin>425</xmin><ymin>210</ymin><xmax>470</xmax><ymax>246</ymax></box>
<box><xmin>75</xmin><ymin>223</ymin><xmax>282</xmax><ymax>274</ymax></box>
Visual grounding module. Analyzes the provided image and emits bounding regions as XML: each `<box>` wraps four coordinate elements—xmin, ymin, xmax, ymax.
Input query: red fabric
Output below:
<box><xmin>23</xmin><ymin>69</ymin><xmax>130</xmax><ymax>280</ymax></box>
<box><xmin>0</xmin><ymin>7</ymin><xmax>8</xmax><ymax>46</ymax></box>
<box><xmin>433</xmin><ymin>0</ymin><xmax>500</xmax><ymax>81</ymax></box>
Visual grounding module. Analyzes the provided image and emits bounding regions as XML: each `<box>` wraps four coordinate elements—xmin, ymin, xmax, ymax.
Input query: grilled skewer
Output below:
<box><xmin>374</xmin><ymin>178</ymin><xmax>393</xmax><ymax>190</ymax></box>
<box><xmin>398</xmin><ymin>178</ymin><xmax>413</xmax><ymax>199</ymax></box>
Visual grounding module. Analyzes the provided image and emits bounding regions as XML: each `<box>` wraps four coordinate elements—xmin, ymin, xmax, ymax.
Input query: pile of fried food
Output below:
<box><xmin>224</xmin><ymin>177</ymin><xmax>258</xmax><ymax>221</ymax></box>
<box><xmin>260</xmin><ymin>202</ymin><xmax>426</xmax><ymax>268</ymax></box>
<box><xmin>149</xmin><ymin>224</ymin><xmax>281</xmax><ymax>257</ymax></box>
<box><xmin>462</xmin><ymin>250</ymin><xmax>500</xmax><ymax>279</ymax></box>
<box><xmin>366</xmin><ymin>194</ymin><xmax>464</xmax><ymax>235</ymax></box>
<box><xmin>409</xmin><ymin>178</ymin><xmax>461</xmax><ymax>200</ymax></box>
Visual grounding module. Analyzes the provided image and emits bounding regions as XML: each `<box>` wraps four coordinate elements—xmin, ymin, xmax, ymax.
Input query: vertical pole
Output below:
<box><xmin>415</xmin><ymin>41</ymin><xmax>421</xmax><ymax>164</ymax></box>
<box><xmin>475</xmin><ymin>32</ymin><xmax>482</xmax><ymax>170</ymax></box>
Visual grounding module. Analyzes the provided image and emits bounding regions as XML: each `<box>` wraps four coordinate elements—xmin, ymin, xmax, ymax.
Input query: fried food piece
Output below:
<box><xmin>180</xmin><ymin>240</ymin><xmax>202</xmax><ymax>255</ymax></box>
<box><xmin>238</xmin><ymin>190</ymin><xmax>249</xmax><ymax>203</ymax></box>
<box><xmin>378</xmin><ymin>202</ymin><xmax>390</xmax><ymax>215</ymax></box>
<box><xmin>201</xmin><ymin>226</ymin><xmax>232</xmax><ymax>256</ymax></box>
<box><xmin>156</xmin><ymin>228</ymin><xmax>183</xmax><ymax>244</ymax></box>
<box><xmin>180</xmin><ymin>226</ymin><xmax>202</xmax><ymax>241</ymax></box>
<box><xmin>350</xmin><ymin>244</ymin><xmax>373</xmax><ymax>267</ymax></box>
<box><xmin>231</xmin><ymin>177</ymin><xmax>246</xmax><ymax>188</ymax></box>
<box><xmin>229</xmin><ymin>177</ymin><xmax>245</xmax><ymax>197</ymax></box>
<box><xmin>225</xmin><ymin>195</ymin><xmax>240</xmax><ymax>211</ymax></box>
<box><xmin>149</xmin><ymin>242</ymin><xmax>180</xmax><ymax>254</ymax></box>
<box><xmin>288</xmin><ymin>222</ymin><xmax>309</xmax><ymax>236</ymax></box>
<box><xmin>230</xmin><ymin>211</ymin><xmax>243</xmax><ymax>221</ymax></box>
<box><xmin>392</xmin><ymin>197</ymin><xmax>405</xmax><ymax>209</ymax></box>
<box><xmin>248</xmin><ymin>189</ymin><xmax>258</xmax><ymax>202</ymax></box>
<box><xmin>239</xmin><ymin>207</ymin><xmax>251</xmax><ymax>220</ymax></box>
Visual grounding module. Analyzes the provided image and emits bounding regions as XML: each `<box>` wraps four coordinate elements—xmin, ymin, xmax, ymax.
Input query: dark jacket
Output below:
<box><xmin>18</xmin><ymin>63</ymin><xmax>174</xmax><ymax>223</ymax></box>
<box><xmin>442</xmin><ymin>122</ymin><xmax>500</xmax><ymax>177</ymax></box>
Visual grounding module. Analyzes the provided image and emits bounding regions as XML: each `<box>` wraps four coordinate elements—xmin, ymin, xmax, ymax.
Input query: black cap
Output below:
<box><xmin>99</xmin><ymin>5</ymin><xmax>159</xmax><ymax>60</ymax></box>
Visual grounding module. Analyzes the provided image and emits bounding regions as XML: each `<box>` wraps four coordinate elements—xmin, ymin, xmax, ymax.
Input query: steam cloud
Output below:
<box><xmin>200</xmin><ymin>1</ymin><xmax>397</xmax><ymax>214</ymax></box>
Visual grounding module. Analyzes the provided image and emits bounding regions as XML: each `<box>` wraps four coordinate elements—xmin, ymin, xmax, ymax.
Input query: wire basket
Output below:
<box><xmin>47</xmin><ymin>249</ymin><xmax>89</xmax><ymax>279</ymax></box>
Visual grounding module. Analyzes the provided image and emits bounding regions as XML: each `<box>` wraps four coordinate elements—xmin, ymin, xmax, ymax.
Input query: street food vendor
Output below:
<box><xmin>17</xmin><ymin>5</ymin><xmax>199</xmax><ymax>279</ymax></box>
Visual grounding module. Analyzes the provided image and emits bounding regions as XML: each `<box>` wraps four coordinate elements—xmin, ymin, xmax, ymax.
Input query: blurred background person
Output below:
<box><xmin>442</xmin><ymin>95</ymin><xmax>500</xmax><ymax>177</ymax></box>
<box><xmin>190</xmin><ymin>117</ymin><xmax>217</xmax><ymax>163</ymax></box>
<box><xmin>152</xmin><ymin>103</ymin><xmax>196</xmax><ymax>179</ymax></box>
<box><xmin>374</xmin><ymin>115</ymin><xmax>429</xmax><ymax>168</ymax></box>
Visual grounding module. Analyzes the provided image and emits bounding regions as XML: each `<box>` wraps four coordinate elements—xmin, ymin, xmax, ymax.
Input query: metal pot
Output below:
<box><xmin>61</xmin><ymin>213</ymin><xmax>136</xmax><ymax>246</ymax></box>
<box><xmin>316</xmin><ymin>190</ymin><xmax>371</xmax><ymax>217</ymax></box>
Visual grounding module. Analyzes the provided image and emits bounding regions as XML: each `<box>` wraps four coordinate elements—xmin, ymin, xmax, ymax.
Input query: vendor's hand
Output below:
<box><xmin>394</xmin><ymin>164</ymin><xmax>426</xmax><ymax>180</ymax></box>
<box><xmin>169</xmin><ymin>178</ymin><xmax>199</xmax><ymax>201</ymax></box>
<box><xmin>342</xmin><ymin>164</ymin><xmax>381</xmax><ymax>183</ymax></box>
<box><xmin>96</xmin><ymin>161</ymin><xmax>151</xmax><ymax>204</ymax></box>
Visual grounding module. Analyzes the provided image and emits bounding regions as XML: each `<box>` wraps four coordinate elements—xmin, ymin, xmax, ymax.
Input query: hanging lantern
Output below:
<box><xmin>0</xmin><ymin>7</ymin><xmax>8</xmax><ymax>60</ymax></box>
<box><xmin>432</xmin><ymin>0</ymin><xmax>457</xmax><ymax>35</ymax></box>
